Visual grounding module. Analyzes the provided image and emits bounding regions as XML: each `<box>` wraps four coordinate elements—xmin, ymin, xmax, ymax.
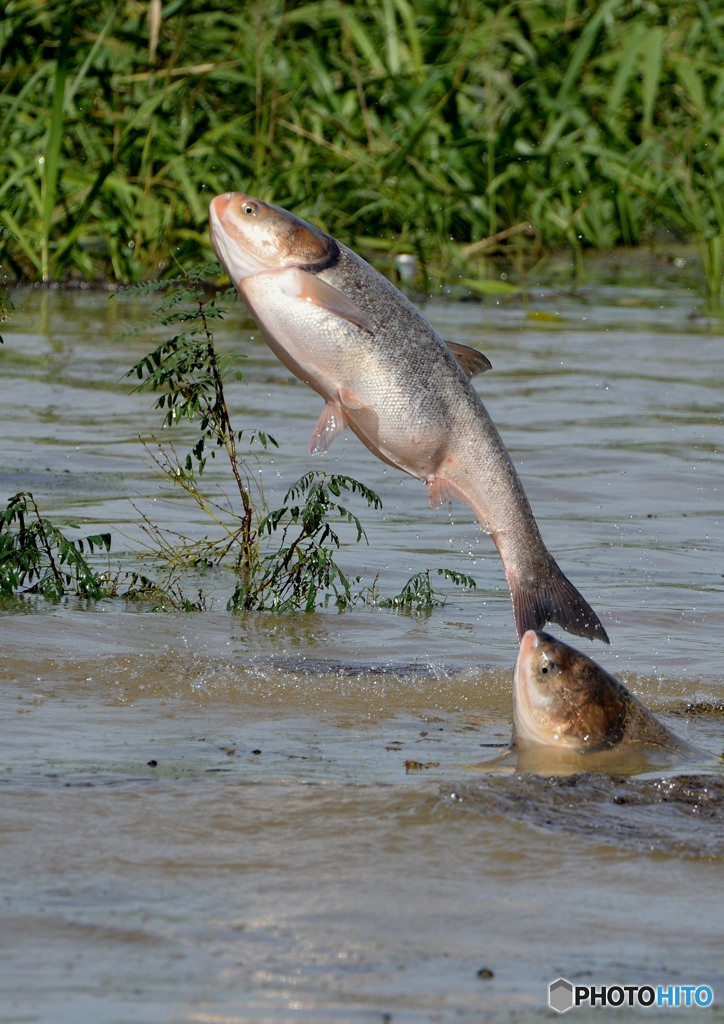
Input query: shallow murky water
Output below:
<box><xmin>1</xmin><ymin>281</ymin><xmax>723</xmax><ymax>1023</ymax></box>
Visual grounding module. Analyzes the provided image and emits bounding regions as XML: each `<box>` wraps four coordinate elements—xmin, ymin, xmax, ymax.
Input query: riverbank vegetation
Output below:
<box><xmin>1</xmin><ymin>0</ymin><xmax>722</xmax><ymax>304</ymax></box>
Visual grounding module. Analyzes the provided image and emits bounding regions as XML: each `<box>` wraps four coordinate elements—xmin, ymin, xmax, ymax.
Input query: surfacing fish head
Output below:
<box><xmin>513</xmin><ymin>630</ymin><xmax>628</xmax><ymax>752</ymax></box>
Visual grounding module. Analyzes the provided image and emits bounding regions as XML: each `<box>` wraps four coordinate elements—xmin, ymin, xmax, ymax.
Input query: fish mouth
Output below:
<box><xmin>513</xmin><ymin>629</ymin><xmax>564</xmax><ymax>747</ymax></box>
<box><xmin>512</xmin><ymin>630</ymin><xmax>542</xmax><ymax>743</ymax></box>
<box><xmin>209</xmin><ymin>193</ymin><xmax>236</xmax><ymax>246</ymax></box>
<box><xmin>209</xmin><ymin>193</ymin><xmax>267</xmax><ymax>282</ymax></box>
<box><xmin>208</xmin><ymin>195</ymin><xmax>230</xmax><ymax>267</ymax></box>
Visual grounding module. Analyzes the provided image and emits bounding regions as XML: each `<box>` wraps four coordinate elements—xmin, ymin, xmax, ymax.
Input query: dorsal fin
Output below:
<box><xmin>446</xmin><ymin>341</ymin><xmax>492</xmax><ymax>378</ymax></box>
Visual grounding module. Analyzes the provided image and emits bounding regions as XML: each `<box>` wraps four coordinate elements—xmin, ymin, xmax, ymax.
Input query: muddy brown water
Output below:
<box><xmin>1</xmin><ymin>283</ymin><xmax>723</xmax><ymax>1022</ymax></box>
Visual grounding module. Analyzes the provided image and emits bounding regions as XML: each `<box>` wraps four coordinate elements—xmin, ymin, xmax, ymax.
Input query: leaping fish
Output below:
<box><xmin>209</xmin><ymin>192</ymin><xmax>608</xmax><ymax>643</ymax></box>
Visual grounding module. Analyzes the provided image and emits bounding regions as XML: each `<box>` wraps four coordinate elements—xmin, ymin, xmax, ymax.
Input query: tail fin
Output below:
<box><xmin>510</xmin><ymin>562</ymin><xmax>609</xmax><ymax>643</ymax></box>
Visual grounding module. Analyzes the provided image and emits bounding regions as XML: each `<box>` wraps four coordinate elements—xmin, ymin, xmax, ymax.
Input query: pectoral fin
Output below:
<box><xmin>446</xmin><ymin>341</ymin><xmax>492</xmax><ymax>378</ymax></box>
<box><xmin>275</xmin><ymin>267</ymin><xmax>375</xmax><ymax>334</ymax></box>
<box><xmin>310</xmin><ymin>402</ymin><xmax>350</xmax><ymax>453</ymax></box>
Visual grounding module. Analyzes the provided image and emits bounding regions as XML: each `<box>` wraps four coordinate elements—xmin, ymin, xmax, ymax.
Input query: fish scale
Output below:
<box><xmin>209</xmin><ymin>191</ymin><xmax>609</xmax><ymax>643</ymax></box>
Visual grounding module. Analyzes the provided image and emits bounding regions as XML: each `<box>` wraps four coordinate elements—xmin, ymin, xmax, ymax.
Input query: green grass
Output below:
<box><xmin>1</xmin><ymin>0</ymin><xmax>722</xmax><ymax>304</ymax></box>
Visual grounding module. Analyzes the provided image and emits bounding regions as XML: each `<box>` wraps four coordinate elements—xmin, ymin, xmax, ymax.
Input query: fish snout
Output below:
<box><xmin>209</xmin><ymin>193</ymin><xmax>263</xmax><ymax>281</ymax></box>
<box><xmin>209</xmin><ymin>193</ymin><xmax>234</xmax><ymax>220</ymax></box>
<box><xmin>518</xmin><ymin>629</ymin><xmax>540</xmax><ymax>660</ymax></box>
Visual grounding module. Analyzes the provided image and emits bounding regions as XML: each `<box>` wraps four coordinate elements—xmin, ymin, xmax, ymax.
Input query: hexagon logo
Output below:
<box><xmin>549</xmin><ymin>978</ymin><xmax>574</xmax><ymax>1014</ymax></box>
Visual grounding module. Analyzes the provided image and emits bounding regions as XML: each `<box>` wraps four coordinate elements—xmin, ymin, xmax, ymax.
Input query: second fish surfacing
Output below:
<box><xmin>209</xmin><ymin>192</ymin><xmax>608</xmax><ymax>643</ymax></box>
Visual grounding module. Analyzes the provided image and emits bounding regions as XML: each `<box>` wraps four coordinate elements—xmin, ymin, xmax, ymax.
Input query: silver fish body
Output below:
<box><xmin>209</xmin><ymin>192</ymin><xmax>608</xmax><ymax>642</ymax></box>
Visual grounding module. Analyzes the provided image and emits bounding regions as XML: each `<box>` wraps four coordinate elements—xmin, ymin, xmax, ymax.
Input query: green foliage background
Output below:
<box><xmin>1</xmin><ymin>0</ymin><xmax>722</xmax><ymax>300</ymax></box>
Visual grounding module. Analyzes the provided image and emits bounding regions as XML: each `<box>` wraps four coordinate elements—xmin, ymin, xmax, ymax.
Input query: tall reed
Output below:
<box><xmin>1</xmin><ymin>0</ymin><xmax>721</xmax><ymax>302</ymax></box>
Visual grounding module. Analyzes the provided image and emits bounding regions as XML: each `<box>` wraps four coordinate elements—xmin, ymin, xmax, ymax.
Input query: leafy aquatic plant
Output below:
<box><xmin>379</xmin><ymin>568</ymin><xmax>477</xmax><ymax>613</ymax></box>
<box><xmin>0</xmin><ymin>491</ymin><xmax>111</xmax><ymax>600</ymax></box>
<box><xmin>231</xmin><ymin>473</ymin><xmax>382</xmax><ymax>613</ymax></box>
<box><xmin>127</xmin><ymin>269</ymin><xmax>260</xmax><ymax>573</ymax></box>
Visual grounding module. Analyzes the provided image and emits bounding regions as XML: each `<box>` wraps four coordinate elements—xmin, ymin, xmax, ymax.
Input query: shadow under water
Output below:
<box><xmin>444</xmin><ymin>771</ymin><xmax>724</xmax><ymax>859</ymax></box>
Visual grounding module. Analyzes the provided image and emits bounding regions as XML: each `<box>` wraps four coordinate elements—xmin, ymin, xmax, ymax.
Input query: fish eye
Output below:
<box><xmin>539</xmin><ymin>657</ymin><xmax>558</xmax><ymax>676</ymax></box>
<box><xmin>242</xmin><ymin>203</ymin><xmax>255</xmax><ymax>215</ymax></box>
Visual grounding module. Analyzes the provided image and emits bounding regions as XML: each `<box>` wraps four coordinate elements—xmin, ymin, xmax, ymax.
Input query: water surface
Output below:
<box><xmin>1</xmin><ymin>283</ymin><xmax>722</xmax><ymax>1022</ymax></box>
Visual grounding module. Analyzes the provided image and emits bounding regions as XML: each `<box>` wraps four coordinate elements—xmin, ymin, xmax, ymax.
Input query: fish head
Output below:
<box><xmin>513</xmin><ymin>630</ymin><xmax>628</xmax><ymax>752</ymax></box>
<box><xmin>209</xmin><ymin>192</ymin><xmax>336</xmax><ymax>283</ymax></box>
